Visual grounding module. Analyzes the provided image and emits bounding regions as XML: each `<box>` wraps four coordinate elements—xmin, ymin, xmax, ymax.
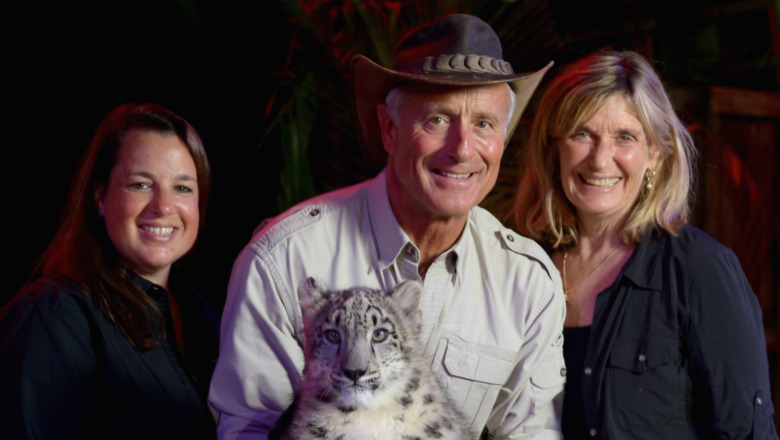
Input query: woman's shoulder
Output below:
<box><xmin>644</xmin><ymin>225</ymin><xmax>746</xmax><ymax>286</ymax></box>
<box><xmin>7</xmin><ymin>275</ymin><xmax>97</xmax><ymax>319</ymax></box>
<box><xmin>658</xmin><ymin>224</ymin><xmax>732</xmax><ymax>260</ymax></box>
<box><xmin>0</xmin><ymin>275</ymin><xmax>105</xmax><ymax>351</ymax></box>
<box><xmin>18</xmin><ymin>275</ymin><xmax>86</xmax><ymax>299</ymax></box>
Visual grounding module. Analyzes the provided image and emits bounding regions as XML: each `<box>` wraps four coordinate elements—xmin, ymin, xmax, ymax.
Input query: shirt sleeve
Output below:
<box><xmin>0</xmin><ymin>291</ymin><xmax>98</xmax><ymax>439</ymax></box>
<box><xmin>488</xmin><ymin>273</ymin><xmax>567</xmax><ymax>439</ymax></box>
<box><xmin>682</xmin><ymin>247</ymin><xmax>777</xmax><ymax>438</ymax></box>
<box><xmin>207</xmin><ymin>246</ymin><xmax>305</xmax><ymax>440</ymax></box>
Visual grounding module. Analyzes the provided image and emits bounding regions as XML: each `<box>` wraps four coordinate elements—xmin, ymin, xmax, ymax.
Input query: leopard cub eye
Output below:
<box><xmin>325</xmin><ymin>329</ymin><xmax>341</xmax><ymax>344</ymax></box>
<box><xmin>372</xmin><ymin>329</ymin><xmax>389</xmax><ymax>343</ymax></box>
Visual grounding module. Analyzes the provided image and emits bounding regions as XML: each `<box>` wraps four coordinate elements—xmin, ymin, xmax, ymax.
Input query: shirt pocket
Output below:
<box><xmin>530</xmin><ymin>342</ymin><xmax>566</xmax><ymax>416</ymax></box>
<box><xmin>608</xmin><ymin>336</ymin><xmax>684</xmax><ymax>430</ymax></box>
<box><xmin>431</xmin><ymin>338</ymin><xmax>516</xmax><ymax>431</ymax></box>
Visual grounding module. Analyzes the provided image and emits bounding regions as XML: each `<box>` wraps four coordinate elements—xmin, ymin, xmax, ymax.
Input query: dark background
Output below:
<box><xmin>3</xmin><ymin>2</ymin><xmax>779</xmax><ymax>414</ymax></box>
<box><xmin>3</xmin><ymin>1</ymin><xmax>291</xmax><ymax>308</ymax></box>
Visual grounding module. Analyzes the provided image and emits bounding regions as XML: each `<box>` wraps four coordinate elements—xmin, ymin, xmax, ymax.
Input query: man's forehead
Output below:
<box><xmin>398</xmin><ymin>81</ymin><xmax>510</xmax><ymax>96</ymax></box>
<box><xmin>399</xmin><ymin>83</ymin><xmax>511</xmax><ymax>109</ymax></box>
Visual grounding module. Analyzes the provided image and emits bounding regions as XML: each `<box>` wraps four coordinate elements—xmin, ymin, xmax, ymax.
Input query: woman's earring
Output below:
<box><xmin>645</xmin><ymin>170</ymin><xmax>656</xmax><ymax>190</ymax></box>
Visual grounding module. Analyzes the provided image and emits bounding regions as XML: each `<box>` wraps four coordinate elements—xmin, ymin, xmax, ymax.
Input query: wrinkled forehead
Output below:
<box><xmin>398</xmin><ymin>82</ymin><xmax>510</xmax><ymax>106</ymax></box>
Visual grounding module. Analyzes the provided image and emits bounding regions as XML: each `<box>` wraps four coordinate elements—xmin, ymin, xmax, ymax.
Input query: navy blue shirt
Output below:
<box><xmin>0</xmin><ymin>274</ymin><xmax>219</xmax><ymax>439</ymax></box>
<box><xmin>563</xmin><ymin>225</ymin><xmax>777</xmax><ymax>439</ymax></box>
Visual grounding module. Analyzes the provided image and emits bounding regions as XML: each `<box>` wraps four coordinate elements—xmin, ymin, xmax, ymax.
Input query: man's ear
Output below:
<box><xmin>377</xmin><ymin>103</ymin><xmax>397</xmax><ymax>155</ymax></box>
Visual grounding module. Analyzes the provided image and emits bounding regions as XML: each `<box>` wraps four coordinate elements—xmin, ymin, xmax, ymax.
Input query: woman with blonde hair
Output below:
<box><xmin>514</xmin><ymin>50</ymin><xmax>776</xmax><ymax>438</ymax></box>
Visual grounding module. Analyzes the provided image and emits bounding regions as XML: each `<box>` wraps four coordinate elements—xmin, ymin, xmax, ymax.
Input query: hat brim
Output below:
<box><xmin>352</xmin><ymin>54</ymin><xmax>553</xmax><ymax>167</ymax></box>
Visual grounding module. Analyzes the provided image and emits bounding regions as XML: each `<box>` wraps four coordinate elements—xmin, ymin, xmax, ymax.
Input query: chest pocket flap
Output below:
<box><xmin>442</xmin><ymin>338</ymin><xmax>516</xmax><ymax>383</ymax></box>
<box><xmin>609</xmin><ymin>336</ymin><xmax>679</xmax><ymax>373</ymax></box>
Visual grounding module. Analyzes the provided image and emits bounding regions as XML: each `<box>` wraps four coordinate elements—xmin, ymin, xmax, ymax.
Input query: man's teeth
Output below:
<box><xmin>582</xmin><ymin>176</ymin><xmax>620</xmax><ymax>187</ymax></box>
<box><xmin>437</xmin><ymin>170</ymin><xmax>471</xmax><ymax>179</ymax></box>
<box><xmin>142</xmin><ymin>226</ymin><xmax>174</xmax><ymax>235</ymax></box>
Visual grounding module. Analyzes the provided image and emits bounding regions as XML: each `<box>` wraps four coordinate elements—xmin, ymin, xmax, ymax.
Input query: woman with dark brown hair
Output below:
<box><xmin>0</xmin><ymin>103</ymin><xmax>219</xmax><ymax>439</ymax></box>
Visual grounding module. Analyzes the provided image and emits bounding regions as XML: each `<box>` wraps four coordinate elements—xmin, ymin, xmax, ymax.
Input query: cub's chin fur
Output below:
<box><xmin>280</xmin><ymin>279</ymin><xmax>474</xmax><ymax>440</ymax></box>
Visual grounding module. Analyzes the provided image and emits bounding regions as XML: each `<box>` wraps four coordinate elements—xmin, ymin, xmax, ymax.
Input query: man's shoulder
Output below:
<box><xmin>245</xmin><ymin>179</ymin><xmax>371</xmax><ymax>257</ymax></box>
<box><xmin>468</xmin><ymin>206</ymin><xmax>557</xmax><ymax>280</ymax></box>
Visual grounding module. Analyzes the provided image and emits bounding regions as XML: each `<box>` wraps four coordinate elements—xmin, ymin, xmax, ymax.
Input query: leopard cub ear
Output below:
<box><xmin>298</xmin><ymin>277</ymin><xmax>329</xmax><ymax>314</ymax></box>
<box><xmin>389</xmin><ymin>280</ymin><xmax>423</xmax><ymax>319</ymax></box>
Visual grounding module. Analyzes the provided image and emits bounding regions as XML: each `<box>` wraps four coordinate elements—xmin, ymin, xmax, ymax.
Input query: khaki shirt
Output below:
<box><xmin>208</xmin><ymin>169</ymin><xmax>566</xmax><ymax>439</ymax></box>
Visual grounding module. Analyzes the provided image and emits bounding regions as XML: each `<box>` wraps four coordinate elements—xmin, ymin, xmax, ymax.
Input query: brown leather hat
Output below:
<box><xmin>352</xmin><ymin>13</ymin><xmax>553</xmax><ymax>166</ymax></box>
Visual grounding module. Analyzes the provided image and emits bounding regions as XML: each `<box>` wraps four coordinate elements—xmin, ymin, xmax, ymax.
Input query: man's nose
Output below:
<box><xmin>445</xmin><ymin>118</ymin><xmax>474</xmax><ymax>161</ymax></box>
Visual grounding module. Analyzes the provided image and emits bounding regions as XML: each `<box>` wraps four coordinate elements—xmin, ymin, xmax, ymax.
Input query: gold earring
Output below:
<box><xmin>645</xmin><ymin>170</ymin><xmax>656</xmax><ymax>189</ymax></box>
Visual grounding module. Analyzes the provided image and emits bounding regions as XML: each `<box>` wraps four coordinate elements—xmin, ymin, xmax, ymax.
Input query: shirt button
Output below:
<box><xmin>638</xmin><ymin>354</ymin><xmax>646</xmax><ymax>362</ymax></box>
<box><xmin>757</xmin><ymin>397</ymin><xmax>764</xmax><ymax>405</ymax></box>
<box><xmin>560</xmin><ymin>367</ymin><xmax>567</xmax><ymax>377</ymax></box>
<box><xmin>589</xmin><ymin>428</ymin><xmax>597</xmax><ymax>437</ymax></box>
<box><xmin>584</xmin><ymin>367</ymin><xmax>592</xmax><ymax>375</ymax></box>
<box><xmin>506</xmin><ymin>234</ymin><xmax>515</xmax><ymax>242</ymax></box>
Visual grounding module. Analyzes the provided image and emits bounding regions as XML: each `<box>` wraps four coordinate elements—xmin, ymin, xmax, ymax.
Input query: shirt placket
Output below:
<box><xmin>418</xmin><ymin>254</ymin><xmax>451</xmax><ymax>346</ymax></box>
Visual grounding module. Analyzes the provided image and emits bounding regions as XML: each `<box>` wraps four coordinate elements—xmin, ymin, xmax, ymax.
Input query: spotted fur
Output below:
<box><xmin>281</xmin><ymin>279</ymin><xmax>473</xmax><ymax>440</ymax></box>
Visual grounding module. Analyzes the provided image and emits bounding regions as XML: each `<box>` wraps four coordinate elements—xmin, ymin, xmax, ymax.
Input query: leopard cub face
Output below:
<box><xmin>285</xmin><ymin>279</ymin><xmax>473</xmax><ymax>440</ymax></box>
<box><xmin>299</xmin><ymin>279</ymin><xmax>421</xmax><ymax>410</ymax></box>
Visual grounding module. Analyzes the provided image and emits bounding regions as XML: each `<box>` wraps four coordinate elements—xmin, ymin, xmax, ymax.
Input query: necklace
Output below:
<box><xmin>562</xmin><ymin>247</ymin><xmax>621</xmax><ymax>300</ymax></box>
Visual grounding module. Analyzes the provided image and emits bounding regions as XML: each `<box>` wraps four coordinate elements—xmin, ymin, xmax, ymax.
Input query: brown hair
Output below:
<box><xmin>36</xmin><ymin>103</ymin><xmax>210</xmax><ymax>350</ymax></box>
<box><xmin>513</xmin><ymin>50</ymin><xmax>697</xmax><ymax>249</ymax></box>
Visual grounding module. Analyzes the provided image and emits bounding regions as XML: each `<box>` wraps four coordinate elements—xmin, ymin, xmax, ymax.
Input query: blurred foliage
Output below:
<box><xmin>263</xmin><ymin>0</ymin><xmax>465</xmax><ymax>211</ymax></box>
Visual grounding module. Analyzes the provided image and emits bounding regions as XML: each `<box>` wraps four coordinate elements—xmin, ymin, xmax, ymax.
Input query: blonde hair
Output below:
<box><xmin>513</xmin><ymin>50</ymin><xmax>697</xmax><ymax>249</ymax></box>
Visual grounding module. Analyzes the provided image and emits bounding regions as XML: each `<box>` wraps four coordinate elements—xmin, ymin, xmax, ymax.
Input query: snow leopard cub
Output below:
<box><xmin>282</xmin><ymin>278</ymin><xmax>473</xmax><ymax>440</ymax></box>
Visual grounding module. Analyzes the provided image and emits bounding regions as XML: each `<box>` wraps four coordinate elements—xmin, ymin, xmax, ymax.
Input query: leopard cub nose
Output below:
<box><xmin>344</xmin><ymin>368</ymin><xmax>366</xmax><ymax>382</ymax></box>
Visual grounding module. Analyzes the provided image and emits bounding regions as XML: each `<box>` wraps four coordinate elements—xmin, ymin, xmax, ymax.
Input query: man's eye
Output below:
<box><xmin>130</xmin><ymin>182</ymin><xmax>151</xmax><ymax>189</ymax></box>
<box><xmin>477</xmin><ymin>121</ymin><xmax>491</xmax><ymax>129</ymax></box>
<box><xmin>430</xmin><ymin>116</ymin><xmax>444</xmax><ymax>124</ymax></box>
<box><xmin>324</xmin><ymin>329</ymin><xmax>341</xmax><ymax>344</ymax></box>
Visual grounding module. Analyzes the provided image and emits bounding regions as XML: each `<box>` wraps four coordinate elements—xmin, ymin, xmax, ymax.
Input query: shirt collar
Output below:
<box><xmin>131</xmin><ymin>272</ymin><xmax>169</xmax><ymax>300</ymax></box>
<box><xmin>620</xmin><ymin>226</ymin><xmax>665</xmax><ymax>290</ymax></box>
<box><xmin>367</xmin><ymin>169</ymin><xmax>412</xmax><ymax>270</ymax></box>
<box><xmin>448</xmin><ymin>216</ymin><xmax>470</xmax><ymax>284</ymax></box>
<box><xmin>132</xmin><ymin>272</ymin><xmax>154</xmax><ymax>292</ymax></box>
<box><xmin>366</xmin><ymin>168</ymin><xmax>466</xmax><ymax>280</ymax></box>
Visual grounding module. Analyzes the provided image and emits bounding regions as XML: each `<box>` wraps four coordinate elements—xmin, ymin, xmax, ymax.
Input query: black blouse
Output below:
<box><xmin>562</xmin><ymin>325</ymin><xmax>590</xmax><ymax>440</ymax></box>
<box><xmin>562</xmin><ymin>225</ymin><xmax>777</xmax><ymax>439</ymax></box>
<box><xmin>0</xmin><ymin>274</ymin><xmax>219</xmax><ymax>439</ymax></box>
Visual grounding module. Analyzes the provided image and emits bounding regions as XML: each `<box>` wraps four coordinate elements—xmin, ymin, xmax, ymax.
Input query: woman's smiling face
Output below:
<box><xmin>558</xmin><ymin>94</ymin><xmax>659</xmax><ymax>226</ymax></box>
<box><xmin>98</xmin><ymin>129</ymin><xmax>200</xmax><ymax>286</ymax></box>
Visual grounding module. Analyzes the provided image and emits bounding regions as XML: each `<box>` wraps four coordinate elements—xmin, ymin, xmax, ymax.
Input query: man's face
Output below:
<box><xmin>379</xmin><ymin>83</ymin><xmax>510</xmax><ymax>225</ymax></box>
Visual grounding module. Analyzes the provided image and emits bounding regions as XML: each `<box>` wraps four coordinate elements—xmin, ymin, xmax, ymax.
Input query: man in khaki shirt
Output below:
<box><xmin>208</xmin><ymin>13</ymin><xmax>565</xmax><ymax>439</ymax></box>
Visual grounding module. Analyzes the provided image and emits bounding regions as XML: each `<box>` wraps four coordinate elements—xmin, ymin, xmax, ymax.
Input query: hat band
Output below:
<box><xmin>397</xmin><ymin>54</ymin><xmax>514</xmax><ymax>75</ymax></box>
